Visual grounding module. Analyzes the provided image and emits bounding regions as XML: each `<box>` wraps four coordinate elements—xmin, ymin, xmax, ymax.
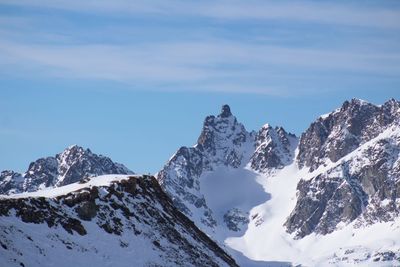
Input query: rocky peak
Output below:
<box><xmin>24</xmin><ymin>157</ymin><xmax>58</xmax><ymax>190</ymax></box>
<box><xmin>0</xmin><ymin>146</ymin><xmax>133</xmax><ymax>195</ymax></box>
<box><xmin>250</xmin><ymin>124</ymin><xmax>298</xmax><ymax>173</ymax></box>
<box><xmin>287</xmin><ymin>99</ymin><xmax>400</xmax><ymax>240</ymax></box>
<box><xmin>382</xmin><ymin>98</ymin><xmax>400</xmax><ymax>116</ymax></box>
<box><xmin>0</xmin><ymin>171</ymin><xmax>24</xmax><ymax>195</ymax></box>
<box><xmin>220</xmin><ymin>104</ymin><xmax>232</xmax><ymax>118</ymax></box>
<box><xmin>157</xmin><ymin>105</ymin><xmax>255</xmax><ymax>231</ymax></box>
<box><xmin>157</xmin><ymin>105</ymin><xmax>300</xmax><ymax>236</ymax></box>
<box><xmin>196</xmin><ymin>105</ymin><xmax>253</xmax><ymax>169</ymax></box>
<box><xmin>56</xmin><ymin>145</ymin><xmax>89</xmax><ymax>163</ymax></box>
<box><xmin>297</xmin><ymin>98</ymin><xmax>399</xmax><ymax>171</ymax></box>
<box><xmin>286</xmin><ymin>123</ymin><xmax>400</xmax><ymax>239</ymax></box>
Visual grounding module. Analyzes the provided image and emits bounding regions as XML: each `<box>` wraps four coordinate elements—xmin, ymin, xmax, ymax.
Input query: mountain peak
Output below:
<box><xmin>219</xmin><ymin>104</ymin><xmax>232</xmax><ymax>118</ymax></box>
<box><xmin>341</xmin><ymin>98</ymin><xmax>373</xmax><ymax>111</ymax></box>
<box><xmin>383</xmin><ymin>98</ymin><xmax>400</xmax><ymax>110</ymax></box>
<box><xmin>350</xmin><ymin>98</ymin><xmax>370</xmax><ymax>105</ymax></box>
<box><xmin>298</xmin><ymin>98</ymin><xmax>399</xmax><ymax>171</ymax></box>
<box><xmin>67</xmin><ymin>144</ymin><xmax>81</xmax><ymax>150</ymax></box>
<box><xmin>63</xmin><ymin>144</ymin><xmax>88</xmax><ymax>154</ymax></box>
<box><xmin>0</xmin><ymin>146</ymin><xmax>133</xmax><ymax>195</ymax></box>
<box><xmin>261</xmin><ymin>123</ymin><xmax>272</xmax><ymax>129</ymax></box>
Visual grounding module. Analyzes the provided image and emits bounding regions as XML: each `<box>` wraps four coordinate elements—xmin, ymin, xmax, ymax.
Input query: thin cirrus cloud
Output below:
<box><xmin>0</xmin><ymin>0</ymin><xmax>399</xmax><ymax>95</ymax></box>
<box><xmin>2</xmin><ymin>0</ymin><xmax>400</xmax><ymax>29</ymax></box>
<box><xmin>1</xmin><ymin>40</ymin><xmax>399</xmax><ymax>82</ymax></box>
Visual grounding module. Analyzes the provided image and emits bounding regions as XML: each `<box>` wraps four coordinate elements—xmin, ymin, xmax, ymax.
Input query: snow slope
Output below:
<box><xmin>226</xmin><ymin>161</ymin><xmax>400</xmax><ymax>266</ymax></box>
<box><xmin>0</xmin><ymin>175</ymin><xmax>238</xmax><ymax>267</ymax></box>
<box><xmin>158</xmin><ymin>99</ymin><xmax>400</xmax><ymax>266</ymax></box>
<box><xmin>225</xmin><ymin>101</ymin><xmax>400</xmax><ymax>266</ymax></box>
<box><xmin>1</xmin><ymin>174</ymin><xmax>131</xmax><ymax>199</ymax></box>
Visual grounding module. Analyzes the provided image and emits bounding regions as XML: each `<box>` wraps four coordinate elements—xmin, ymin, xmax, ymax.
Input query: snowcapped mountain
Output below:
<box><xmin>156</xmin><ymin>105</ymin><xmax>298</xmax><ymax>265</ymax></box>
<box><xmin>251</xmin><ymin>124</ymin><xmax>297</xmax><ymax>173</ymax></box>
<box><xmin>157</xmin><ymin>105</ymin><xmax>258</xmax><ymax>232</ymax></box>
<box><xmin>158</xmin><ymin>99</ymin><xmax>400</xmax><ymax>266</ymax></box>
<box><xmin>156</xmin><ymin>105</ymin><xmax>296</xmax><ymax>231</ymax></box>
<box><xmin>0</xmin><ymin>174</ymin><xmax>238</xmax><ymax>267</ymax></box>
<box><xmin>287</xmin><ymin>98</ymin><xmax>400</xmax><ymax>238</ymax></box>
<box><xmin>2</xmin><ymin>99</ymin><xmax>399</xmax><ymax>266</ymax></box>
<box><xmin>297</xmin><ymin>98</ymin><xmax>400</xmax><ymax>172</ymax></box>
<box><xmin>0</xmin><ymin>145</ymin><xmax>133</xmax><ymax>195</ymax></box>
<box><xmin>231</xmin><ymin>99</ymin><xmax>400</xmax><ymax>266</ymax></box>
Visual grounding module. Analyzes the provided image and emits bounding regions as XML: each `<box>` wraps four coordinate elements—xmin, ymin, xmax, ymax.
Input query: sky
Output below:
<box><xmin>0</xmin><ymin>0</ymin><xmax>400</xmax><ymax>174</ymax></box>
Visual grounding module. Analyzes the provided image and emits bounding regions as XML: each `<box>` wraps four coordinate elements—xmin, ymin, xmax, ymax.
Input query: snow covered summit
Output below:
<box><xmin>158</xmin><ymin>99</ymin><xmax>400</xmax><ymax>266</ymax></box>
<box><xmin>157</xmin><ymin>105</ymin><xmax>297</xmax><ymax>244</ymax></box>
<box><xmin>0</xmin><ymin>145</ymin><xmax>133</xmax><ymax>195</ymax></box>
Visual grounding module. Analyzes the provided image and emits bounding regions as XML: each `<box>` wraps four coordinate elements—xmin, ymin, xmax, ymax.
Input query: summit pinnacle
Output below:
<box><xmin>220</xmin><ymin>104</ymin><xmax>232</xmax><ymax>118</ymax></box>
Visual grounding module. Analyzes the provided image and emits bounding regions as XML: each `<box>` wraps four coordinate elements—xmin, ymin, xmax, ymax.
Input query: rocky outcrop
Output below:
<box><xmin>0</xmin><ymin>171</ymin><xmax>24</xmax><ymax>194</ymax></box>
<box><xmin>0</xmin><ymin>145</ymin><xmax>133</xmax><ymax>195</ymax></box>
<box><xmin>286</xmin><ymin>99</ymin><xmax>400</xmax><ymax>238</ymax></box>
<box><xmin>297</xmin><ymin>98</ymin><xmax>400</xmax><ymax>171</ymax></box>
<box><xmin>157</xmin><ymin>105</ymin><xmax>255</xmax><ymax>230</ymax></box>
<box><xmin>157</xmin><ymin>105</ymin><xmax>295</xmax><ymax>232</ymax></box>
<box><xmin>250</xmin><ymin>125</ymin><xmax>297</xmax><ymax>173</ymax></box>
<box><xmin>0</xmin><ymin>175</ymin><xmax>238</xmax><ymax>267</ymax></box>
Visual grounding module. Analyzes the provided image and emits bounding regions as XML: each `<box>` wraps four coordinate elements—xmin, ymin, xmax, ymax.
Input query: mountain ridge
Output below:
<box><xmin>0</xmin><ymin>145</ymin><xmax>133</xmax><ymax>195</ymax></box>
<box><xmin>157</xmin><ymin>98</ymin><xmax>400</xmax><ymax>266</ymax></box>
<box><xmin>1</xmin><ymin>98</ymin><xmax>399</xmax><ymax>266</ymax></box>
<box><xmin>0</xmin><ymin>174</ymin><xmax>239</xmax><ymax>267</ymax></box>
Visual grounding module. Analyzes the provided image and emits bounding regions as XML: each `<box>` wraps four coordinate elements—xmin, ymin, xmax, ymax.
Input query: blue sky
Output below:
<box><xmin>1</xmin><ymin>0</ymin><xmax>400</xmax><ymax>174</ymax></box>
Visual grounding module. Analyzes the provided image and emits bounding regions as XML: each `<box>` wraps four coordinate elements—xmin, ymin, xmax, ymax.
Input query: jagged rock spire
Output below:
<box><xmin>220</xmin><ymin>104</ymin><xmax>232</xmax><ymax>118</ymax></box>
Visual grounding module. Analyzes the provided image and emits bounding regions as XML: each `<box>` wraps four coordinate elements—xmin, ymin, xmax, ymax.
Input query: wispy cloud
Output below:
<box><xmin>0</xmin><ymin>1</ymin><xmax>399</xmax><ymax>95</ymax></box>
<box><xmin>2</xmin><ymin>0</ymin><xmax>400</xmax><ymax>29</ymax></box>
<box><xmin>1</xmin><ymin>39</ymin><xmax>399</xmax><ymax>94</ymax></box>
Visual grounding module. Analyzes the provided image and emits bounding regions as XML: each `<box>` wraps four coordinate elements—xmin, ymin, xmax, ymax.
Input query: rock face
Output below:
<box><xmin>250</xmin><ymin>125</ymin><xmax>297</xmax><ymax>173</ymax></box>
<box><xmin>286</xmin><ymin>99</ymin><xmax>400</xmax><ymax>238</ymax></box>
<box><xmin>0</xmin><ymin>145</ymin><xmax>133</xmax><ymax>195</ymax></box>
<box><xmin>157</xmin><ymin>105</ymin><xmax>254</xmax><ymax>230</ymax></box>
<box><xmin>297</xmin><ymin>98</ymin><xmax>400</xmax><ymax>171</ymax></box>
<box><xmin>157</xmin><ymin>105</ymin><xmax>296</xmax><ymax>233</ymax></box>
<box><xmin>0</xmin><ymin>175</ymin><xmax>238</xmax><ymax>267</ymax></box>
<box><xmin>0</xmin><ymin>171</ymin><xmax>24</xmax><ymax>195</ymax></box>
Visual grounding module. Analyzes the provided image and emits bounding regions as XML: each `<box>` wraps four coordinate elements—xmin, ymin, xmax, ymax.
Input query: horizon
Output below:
<box><xmin>1</xmin><ymin>1</ymin><xmax>400</xmax><ymax>174</ymax></box>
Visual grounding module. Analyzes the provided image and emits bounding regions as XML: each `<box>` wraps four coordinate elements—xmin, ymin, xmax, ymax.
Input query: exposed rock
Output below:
<box><xmin>0</xmin><ymin>175</ymin><xmax>238</xmax><ymax>267</ymax></box>
<box><xmin>251</xmin><ymin>125</ymin><xmax>297</xmax><ymax>173</ymax></box>
<box><xmin>157</xmin><ymin>105</ymin><xmax>295</xmax><ymax>233</ymax></box>
<box><xmin>223</xmin><ymin>208</ymin><xmax>249</xmax><ymax>232</ymax></box>
<box><xmin>0</xmin><ymin>145</ymin><xmax>133</xmax><ymax>195</ymax></box>
<box><xmin>287</xmin><ymin>100</ymin><xmax>400</xmax><ymax>238</ymax></box>
<box><xmin>297</xmin><ymin>98</ymin><xmax>400</xmax><ymax>171</ymax></box>
<box><xmin>157</xmin><ymin>105</ymin><xmax>255</xmax><ymax>230</ymax></box>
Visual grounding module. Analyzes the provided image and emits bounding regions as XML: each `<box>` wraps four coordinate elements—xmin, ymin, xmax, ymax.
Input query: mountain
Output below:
<box><xmin>297</xmin><ymin>98</ymin><xmax>400</xmax><ymax>172</ymax></box>
<box><xmin>0</xmin><ymin>145</ymin><xmax>133</xmax><ymax>195</ymax></box>
<box><xmin>158</xmin><ymin>99</ymin><xmax>400</xmax><ymax>266</ymax></box>
<box><xmin>157</xmin><ymin>105</ymin><xmax>296</xmax><ymax>232</ymax></box>
<box><xmin>0</xmin><ymin>174</ymin><xmax>238</xmax><ymax>267</ymax></box>
<box><xmin>287</xmin><ymin>98</ymin><xmax>400</xmax><ymax>238</ymax></box>
<box><xmin>156</xmin><ymin>105</ymin><xmax>297</xmax><ymax>265</ymax></box>
<box><xmin>2</xmin><ymin>99</ymin><xmax>399</xmax><ymax>266</ymax></box>
<box><xmin>251</xmin><ymin>124</ymin><xmax>297</xmax><ymax>173</ymax></box>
